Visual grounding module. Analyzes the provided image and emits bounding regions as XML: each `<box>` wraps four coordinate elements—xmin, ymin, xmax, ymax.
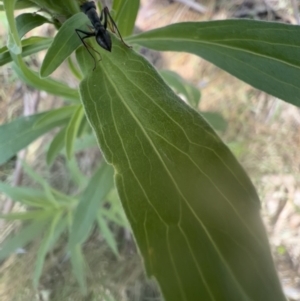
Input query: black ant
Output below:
<box><xmin>75</xmin><ymin>1</ymin><xmax>130</xmax><ymax>70</ymax></box>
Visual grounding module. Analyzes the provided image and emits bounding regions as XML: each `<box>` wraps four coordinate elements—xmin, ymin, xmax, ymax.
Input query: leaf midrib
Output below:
<box><xmin>130</xmin><ymin>37</ymin><xmax>300</xmax><ymax>70</ymax></box>
<box><xmin>83</xmin><ymin>46</ymin><xmax>261</xmax><ymax>299</ymax></box>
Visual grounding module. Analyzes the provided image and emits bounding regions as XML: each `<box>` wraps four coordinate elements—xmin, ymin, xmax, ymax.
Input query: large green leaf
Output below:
<box><xmin>76</xmin><ymin>37</ymin><xmax>286</xmax><ymax>301</ymax></box>
<box><xmin>128</xmin><ymin>20</ymin><xmax>300</xmax><ymax>107</ymax></box>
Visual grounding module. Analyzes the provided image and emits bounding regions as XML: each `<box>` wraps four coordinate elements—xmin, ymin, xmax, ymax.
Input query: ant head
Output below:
<box><xmin>96</xmin><ymin>29</ymin><xmax>112</xmax><ymax>52</ymax></box>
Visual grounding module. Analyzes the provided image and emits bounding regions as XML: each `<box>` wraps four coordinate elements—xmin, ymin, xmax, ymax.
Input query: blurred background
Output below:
<box><xmin>0</xmin><ymin>0</ymin><xmax>300</xmax><ymax>300</ymax></box>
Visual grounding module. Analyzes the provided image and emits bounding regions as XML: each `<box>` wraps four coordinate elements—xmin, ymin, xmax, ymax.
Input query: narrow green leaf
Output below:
<box><xmin>201</xmin><ymin>111</ymin><xmax>227</xmax><ymax>132</ymax></box>
<box><xmin>50</xmin><ymin>188</ymin><xmax>75</xmax><ymax>204</ymax></box>
<box><xmin>128</xmin><ymin>20</ymin><xmax>300</xmax><ymax>107</ymax></box>
<box><xmin>30</xmin><ymin>0</ymin><xmax>79</xmax><ymax>16</ymax></box>
<box><xmin>16</xmin><ymin>13</ymin><xmax>51</xmax><ymax>38</ymax></box>
<box><xmin>0</xmin><ymin>210</ymin><xmax>53</xmax><ymax>221</ymax></box>
<box><xmin>40</xmin><ymin>13</ymin><xmax>88</xmax><ymax>78</ymax></box>
<box><xmin>76</xmin><ymin>116</ymin><xmax>91</xmax><ymax>138</ymax></box>
<box><xmin>34</xmin><ymin>105</ymin><xmax>77</xmax><ymax>128</ymax></box>
<box><xmin>33</xmin><ymin>212</ymin><xmax>62</xmax><ymax>288</ymax></box>
<box><xmin>113</xmin><ymin>0</ymin><xmax>140</xmax><ymax>37</ymax></box>
<box><xmin>105</xmin><ymin>189</ymin><xmax>128</xmax><ymax>228</ymax></box>
<box><xmin>68</xmin><ymin>56</ymin><xmax>83</xmax><ymax>80</ymax></box>
<box><xmin>101</xmin><ymin>208</ymin><xmax>128</xmax><ymax>228</ymax></box>
<box><xmin>65</xmin><ymin>105</ymin><xmax>84</xmax><ymax>160</ymax></box>
<box><xmin>97</xmin><ymin>214</ymin><xmax>119</xmax><ymax>257</ymax></box>
<box><xmin>69</xmin><ymin>162</ymin><xmax>114</xmax><ymax>247</ymax></box>
<box><xmin>66</xmin><ymin>157</ymin><xmax>87</xmax><ymax>189</ymax></box>
<box><xmin>15</xmin><ymin>0</ymin><xmax>36</xmax><ymax>10</ymax></box>
<box><xmin>160</xmin><ymin>70</ymin><xmax>201</xmax><ymax>108</ymax></box>
<box><xmin>77</xmin><ymin>36</ymin><xmax>286</xmax><ymax>301</ymax></box>
<box><xmin>46</xmin><ymin>127</ymin><xmax>67</xmax><ymax>166</ymax></box>
<box><xmin>3</xmin><ymin>0</ymin><xmax>22</xmax><ymax>54</ymax></box>
<box><xmin>0</xmin><ymin>182</ymin><xmax>54</xmax><ymax>209</ymax></box>
<box><xmin>0</xmin><ymin>37</ymin><xmax>53</xmax><ymax>67</ymax></box>
<box><xmin>21</xmin><ymin>160</ymin><xmax>58</xmax><ymax>207</ymax></box>
<box><xmin>47</xmin><ymin>214</ymin><xmax>68</xmax><ymax>250</ymax></box>
<box><xmin>69</xmin><ymin>245</ymin><xmax>87</xmax><ymax>294</ymax></box>
<box><xmin>112</xmin><ymin>0</ymin><xmax>122</xmax><ymax>12</ymax></box>
<box><xmin>0</xmin><ymin>218</ymin><xmax>49</xmax><ymax>261</ymax></box>
<box><xmin>73</xmin><ymin>133</ymin><xmax>97</xmax><ymax>152</ymax></box>
<box><xmin>12</xmin><ymin>55</ymin><xmax>80</xmax><ymax>101</ymax></box>
<box><xmin>0</xmin><ymin>111</ymin><xmax>67</xmax><ymax>165</ymax></box>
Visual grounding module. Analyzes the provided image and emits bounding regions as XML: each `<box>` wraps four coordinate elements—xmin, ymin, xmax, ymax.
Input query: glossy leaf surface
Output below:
<box><xmin>76</xmin><ymin>37</ymin><xmax>286</xmax><ymax>301</ymax></box>
<box><xmin>128</xmin><ymin>20</ymin><xmax>300</xmax><ymax>107</ymax></box>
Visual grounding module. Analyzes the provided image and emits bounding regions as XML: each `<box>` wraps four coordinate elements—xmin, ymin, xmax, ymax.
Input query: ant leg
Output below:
<box><xmin>103</xmin><ymin>7</ymin><xmax>131</xmax><ymax>48</ymax></box>
<box><xmin>75</xmin><ymin>29</ymin><xmax>102</xmax><ymax>70</ymax></box>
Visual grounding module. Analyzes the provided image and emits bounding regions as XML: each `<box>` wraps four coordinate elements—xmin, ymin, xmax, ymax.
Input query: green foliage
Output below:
<box><xmin>3</xmin><ymin>0</ymin><xmax>22</xmax><ymax>54</ymax></box>
<box><xmin>112</xmin><ymin>0</ymin><xmax>140</xmax><ymax>37</ymax></box>
<box><xmin>0</xmin><ymin>161</ymin><xmax>122</xmax><ymax>291</ymax></box>
<box><xmin>0</xmin><ymin>111</ymin><xmax>68</xmax><ymax>165</ymax></box>
<box><xmin>77</xmin><ymin>37</ymin><xmax>286</xmax><ymax>301</ymax></box>
<box><xmin>0</xmin><ymin>37</ymin><xmax>53</xmax><ymax>66</ymax></box>
<box><xmin>16</xmin><ymin>13</ymin><xmax>52</xmax><ymax>39</ymax></box>
<box><xmin>160</xmin><ymin>69</ymin><xmax>201</xmax><ymax>108</ymax></box>
<box><xmin>0</xmin><ymin>0</ymin><xmax>296</xmax><ymax>300</ymax></box>
<box><xmin>40</xmin><ymin>13</ymin><xmax>86</xmax><ymax>77</ymax></box>
<box><xmin>69</xmin><ymin>162</ymin><xmax>114</xmax><ymax>247</ymax></box>
<box><xmin>128</xmin><ymin>20</ymin><xmax>300</xmax><ymax>107</ymax></box>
